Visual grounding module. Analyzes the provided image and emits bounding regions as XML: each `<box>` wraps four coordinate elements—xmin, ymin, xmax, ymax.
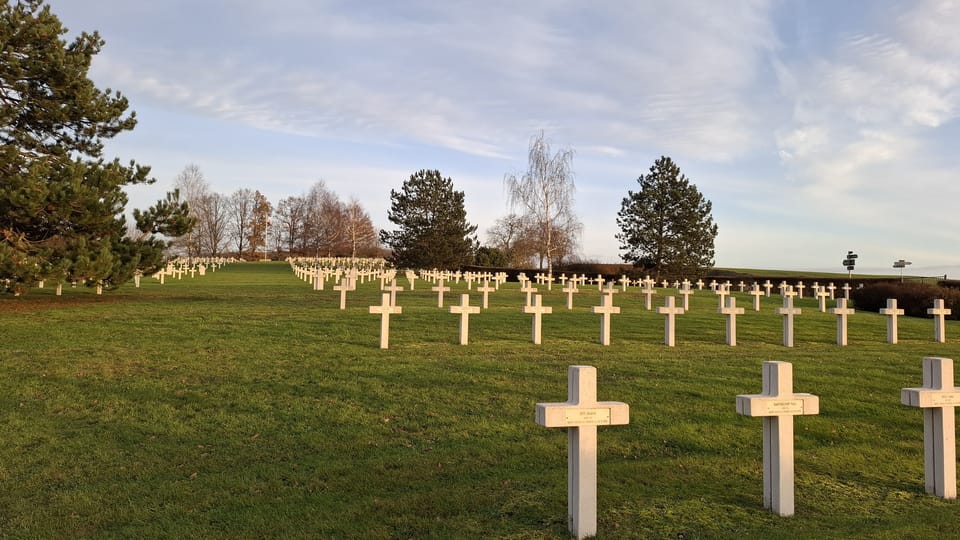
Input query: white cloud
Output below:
<box><xmin>74</xmin><ymin>1</ymin><xmax>781</xmax><ymax>164</ymax></box>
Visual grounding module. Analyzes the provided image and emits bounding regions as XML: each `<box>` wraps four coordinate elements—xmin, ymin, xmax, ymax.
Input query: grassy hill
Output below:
<box><xmin>1</xmin><ymin>262</ymin><xmax>958</xmax><ymax>538</ymax></box>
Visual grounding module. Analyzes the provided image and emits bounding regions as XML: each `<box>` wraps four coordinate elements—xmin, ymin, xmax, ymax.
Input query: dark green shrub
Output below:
<box><xmin>850</xmin><ymin>282</ymin><xmax>960</xmax><ymax>320</ymax></box>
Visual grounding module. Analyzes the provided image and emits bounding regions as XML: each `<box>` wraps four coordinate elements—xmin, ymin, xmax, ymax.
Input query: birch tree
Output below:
<box><xmin>504</xmin><ymin>131</ymin><xmax>581</xmax><ymax>274</ymax></box>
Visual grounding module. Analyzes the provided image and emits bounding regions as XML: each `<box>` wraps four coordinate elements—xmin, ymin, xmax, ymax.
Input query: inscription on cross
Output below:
<box><xmin>536</xmin><ymin>366</ymin><xmax>629</xmax><ymax>540</ymax></box>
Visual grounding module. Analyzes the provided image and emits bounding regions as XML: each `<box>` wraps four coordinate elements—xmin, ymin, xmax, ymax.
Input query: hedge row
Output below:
<box><xmin>850</xmin><ymin>282</ymin><xmax>960</xmax><ymax>320</ymax></box>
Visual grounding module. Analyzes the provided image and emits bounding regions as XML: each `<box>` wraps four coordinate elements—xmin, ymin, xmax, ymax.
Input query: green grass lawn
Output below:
<box><xmin>2</xmin><ymin>262</ymin><xmax>959</xmax><ymax>539</ymax></box>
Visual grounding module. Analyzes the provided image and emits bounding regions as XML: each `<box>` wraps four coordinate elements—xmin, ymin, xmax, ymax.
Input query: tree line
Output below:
<box><xmin>170</xmin><ymin>165</ymin><xmax>379</xmax><ymax>260</ymax></box>
<box><xmin>379</xmin><ymin>136</ymin><xmax>718</xmax><ymax>281</ymax></box>
<box><xmin>0</xmin><ymin>1</ymin><xmax>720</xmax><ymax>294</ymax></box>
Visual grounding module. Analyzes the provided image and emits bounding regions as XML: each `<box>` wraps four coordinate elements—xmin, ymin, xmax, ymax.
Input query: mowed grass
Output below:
<box><xmin>1</xmin><ymin>262</ymin><xmax>959</xmax><ymax>539</ymax></box>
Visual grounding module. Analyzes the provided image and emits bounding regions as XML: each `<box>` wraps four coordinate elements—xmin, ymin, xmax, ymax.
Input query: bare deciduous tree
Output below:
<box><xmin>247</xmin><ymin>190</ymin><xmax>271</xmax><ymax>258</ymax></box>
<box><xmin>486</xmin><ymin>213</ymin><xmax>536</xmax><ymax>268</ymax></box>
<box><xmin>304</xmin><ymin>181</ymin><xmax>345</xmax><ymax>257</ymax></box>
<box><xmin>342</xmin><ymin>197</ymin><xmax>379</xmax><ymax>258</ymax></box>
<box><xmin>197</xmin><ymin>192</ymin><xmax>229</xmax><ymax>257</ymax></box>
<box><xmin>229</xmin><ymin>188</ymin><xmax>255</xmax><ymax>257</ymax></box>
<box><xmin>172</xmin><ymin>164</ymin><xmax>209</xmax><ymax>257</ymax></box>
<box><xmin>504</xmin><ymin>131</ymin><xmax>582</xmax><ymax>274</ymax></box>
<box><xmin>272</xmin><ymin>195</ymin><xmax>307</xmax><ymax>255</ymax></box>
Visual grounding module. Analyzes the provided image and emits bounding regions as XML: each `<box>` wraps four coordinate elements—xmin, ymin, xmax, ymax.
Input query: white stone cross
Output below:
<box><xmin>749</xmin><ymin>283</ymin><xmax>764</xmax><ymax>312</ymax></box>
<box><xmin>545</xmin><ymin>273</ymin><xmax>554</xmax><ymax>291</ymax></box>
<box><xmin>763</xmin><ymin>280</ymin><xmax>773</xmax><ymax>297</ymax></box>
<box><xmin>827</xmin><ymin>282</ymin><xmax>836</xmax><ymax>299</ymax></box>
<box><xmin>334</xmin><ymin>278</ymin><xmax>350</xmax><ymax>310</ymax></box>
<box><xmin>601</xmin><ymin>282</ymin><xmax>618</xmax><ymax>298</ymax></box>
<box><xmin>901</xmin><ymin>357</ymin><xmax>960</xmax><ymax>499</ymax></box>
<box><xmin>715</xmin><ymin>285</ymin><xmax>730</xmax><ymax>309</ymax></box>
<box><xmin>591</xmin><ymin>294</ymin><xmax>621</xmax><ymax>346</ymax></box>
<box><xmin>523</xmin><ymin>294</ymin><xmax>552</xmax><ymax>344</ymax></box>
<box><xmin>521</xmin><ymin>281</ymin><xmax>538</xmax><ymax>307</ymax></box>
<box><xmin>406</xmin><ymin>270</ymin><xmax>417</xmax><ymax>290</ymax></box>
<box><xmin>369</xmin><ymin>293</ymin><xmax>402</xmax><ymax>349</ymax></box>
<box><xmin>641</xmin><ymin>285</ymin><xmax>656</xmax><ymax>311</ymax></box>
<box><xmin>618</xmin><ymin>275</ymin><xmax>631</xmax><ymax>292</ymax></box>
<box><xmin>736</xmin><ymin>361</ymin><xmax>819</xmax><ymax>517</ymax></box>
<box><xmin>656</xmin><ymin>296</ymin><xmax>685</xmax><ymax>347</ymax></box>
<box><xmin>595</xmin><ymin>274</ymin><xmax>605</xmax><ymax>292</ymax></box>
<box><xmin>709</xmin><ymin>280</ymin><xmax>719</xmax><ymax>291</ymax></box>
<box><xmin>383</xmin><ymin>279</ymin><xmax>404</xmax><ymax>306</ymax></box>
<box><xmin>829</xmin><ymin>298</ymin><xmax>855</xmax><ymax>346</ymax></box>
<box><xmin>536</xmin><ymin>365</ymin><xmax>629</xmax><ymax>540</ymax></box>
<box><xmin>719</xmin><ymin>296</ymin><xmax>745</xmax><ymax>346</ymax></box>
<box><xmin>842</xmin><ymin>283</ymin><xmax>852</xmax><ymax>300</ymax></box>
<box><xmin>314</xmin><ymin>269</ymin><xmax>326</xmax><ymax>291</ymax></box>
<box><xmin>432</xmin><ymin>278</ymin><xmax>451</xmax><ymax>308</ymax></box>
<box><xmin>449</xmin><ymin>294</ymin><xmax>481</xmax><ymax>345</ymax></box>
<box><xmin>880</xmin><ymin>298</ymin><xmax>904</xmax><ymax>344</ymax></box>
<box><xmin>815</xmin><ymin>287</ymin><xmax>830</xmax><ymax>313</ymax></box>
<box><xmin>679</xmin><ymin>283</ymin><xmax>693</xmax><ymax>311</ymax></box>
<box><xmin>795</xmin><ymin>281</ymin><xmax>806</xmax><ymax>298</ymax></box>
<box><xmin>775</xmin><ymin>288</ymin><xmax>801</xmax><ymax>347</ymax></box>
<box><xmin>562</xmin><ymin>282</ymin><xmax>579</xmax><ymax>310</ymax></box>
<box><xmin>696</xmin><ymin>279</ymin><xmax>704</xmax><ymax>290</ymax></box>
<box><xmin>738</xmin><ymin>280</ymin><xmax>746</xmax><ymax>292</ymax></box>
<box><xmin>476</xmin><ymin>279</ymin><xmax>495</xmax><ymax>309</ymax></box>
<box><xmin>928</xmin><ymin>299</ymin><xmax>952</xmax><ymax>343</ymax></box>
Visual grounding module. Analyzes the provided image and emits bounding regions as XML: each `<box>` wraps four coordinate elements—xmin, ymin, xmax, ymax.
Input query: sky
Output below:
<box><xmin>44</xmin><ymin>0</ymin><xmax>960</xmax><ymax>277</ymax></box>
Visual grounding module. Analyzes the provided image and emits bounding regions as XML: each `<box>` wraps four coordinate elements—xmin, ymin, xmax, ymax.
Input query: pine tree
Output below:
<box><xmin>0</xmin><ymin>1</ymin><xmax>193</xmax><ymax>294</ymax></box>
<box><xmin>616</xmin><ymin>156</ymin><xmax>718</xmax><ymax>279</ymax></box>
<box><xmin>380</xmin><ymin>169</ymin><xmax>477</xmax><ymax>269</ymax></box>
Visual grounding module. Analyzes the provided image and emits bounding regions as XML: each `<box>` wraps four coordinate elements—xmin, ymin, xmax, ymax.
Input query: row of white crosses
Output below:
<box><xmin>537</xmin><ymin>357</ymin><xmax>960</xmax><ymax>538</ymax></box>
<box><xmin>371</xmin><ymin>283</ymin><xmax>953</xmax><ymax>349</ymax></box>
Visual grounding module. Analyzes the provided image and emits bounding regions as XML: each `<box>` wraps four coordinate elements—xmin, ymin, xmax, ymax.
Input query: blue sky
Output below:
<box><xmin>46</xmin><ymin>1</ymin><xmax>960</xmax><ymax>276</ymax></box>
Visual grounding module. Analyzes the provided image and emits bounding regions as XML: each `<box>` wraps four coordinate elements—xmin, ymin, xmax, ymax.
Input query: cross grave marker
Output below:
<box><xmin>656</xmin><ymin>296</ymin><xmax>685</xmax><ymax>347</ymax></box>
<box><xmin>901</xmin><ymin>357</ymin><xmax>960</xmax><ymax>499</ymax></box>
<box><xmin>591</xmin><ymin>294</ymin><xmax>620</xmax><ymax>346</ymax></box>
<box><xmin>880</xmin><ymin>298</ymin><xmax>904</xmax><ymax>344</ymax></box>
<box><xmin>523</xmin><ymin>294</ymin><xmax>552</xmax><ymax>345</ymax></box>
<box><xmin>369</xmin><ymin>293</ymin><xmax>402</xmax><ymax>349</ymax></box>
<box><xmin>536</xmin><ymin>366</ymin><xmax>629</xmax><ymax>540</ymax></box>
<box><xmin>449</xmin><ymin>294</ymin><xmax>481</xmax><ymax>345</ymax></box>
<box><xmin>928</xmin><ymin>299</ymin><xmax>952</xmax><ymax>343</ymax></box>
<box><xmin>736</xmin><ymin>361</ymin><xmax>820</xmax><ymax>517</ymax></box>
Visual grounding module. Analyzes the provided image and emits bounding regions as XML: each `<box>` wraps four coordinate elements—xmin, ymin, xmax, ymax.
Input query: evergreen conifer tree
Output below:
<box><xmin>0</xmin><ymin>1</ymin><xmax>193</xmax><ymax>294</ymax></box>
<box><xmin>380</xmin><ymin>169</ymin><xmax>477</xmax><ymax>269</ymax></box>
<box><xmin>616</xmin><ymin>156</ymin><xmax>718</xmax><ymax>279</ymax></box>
